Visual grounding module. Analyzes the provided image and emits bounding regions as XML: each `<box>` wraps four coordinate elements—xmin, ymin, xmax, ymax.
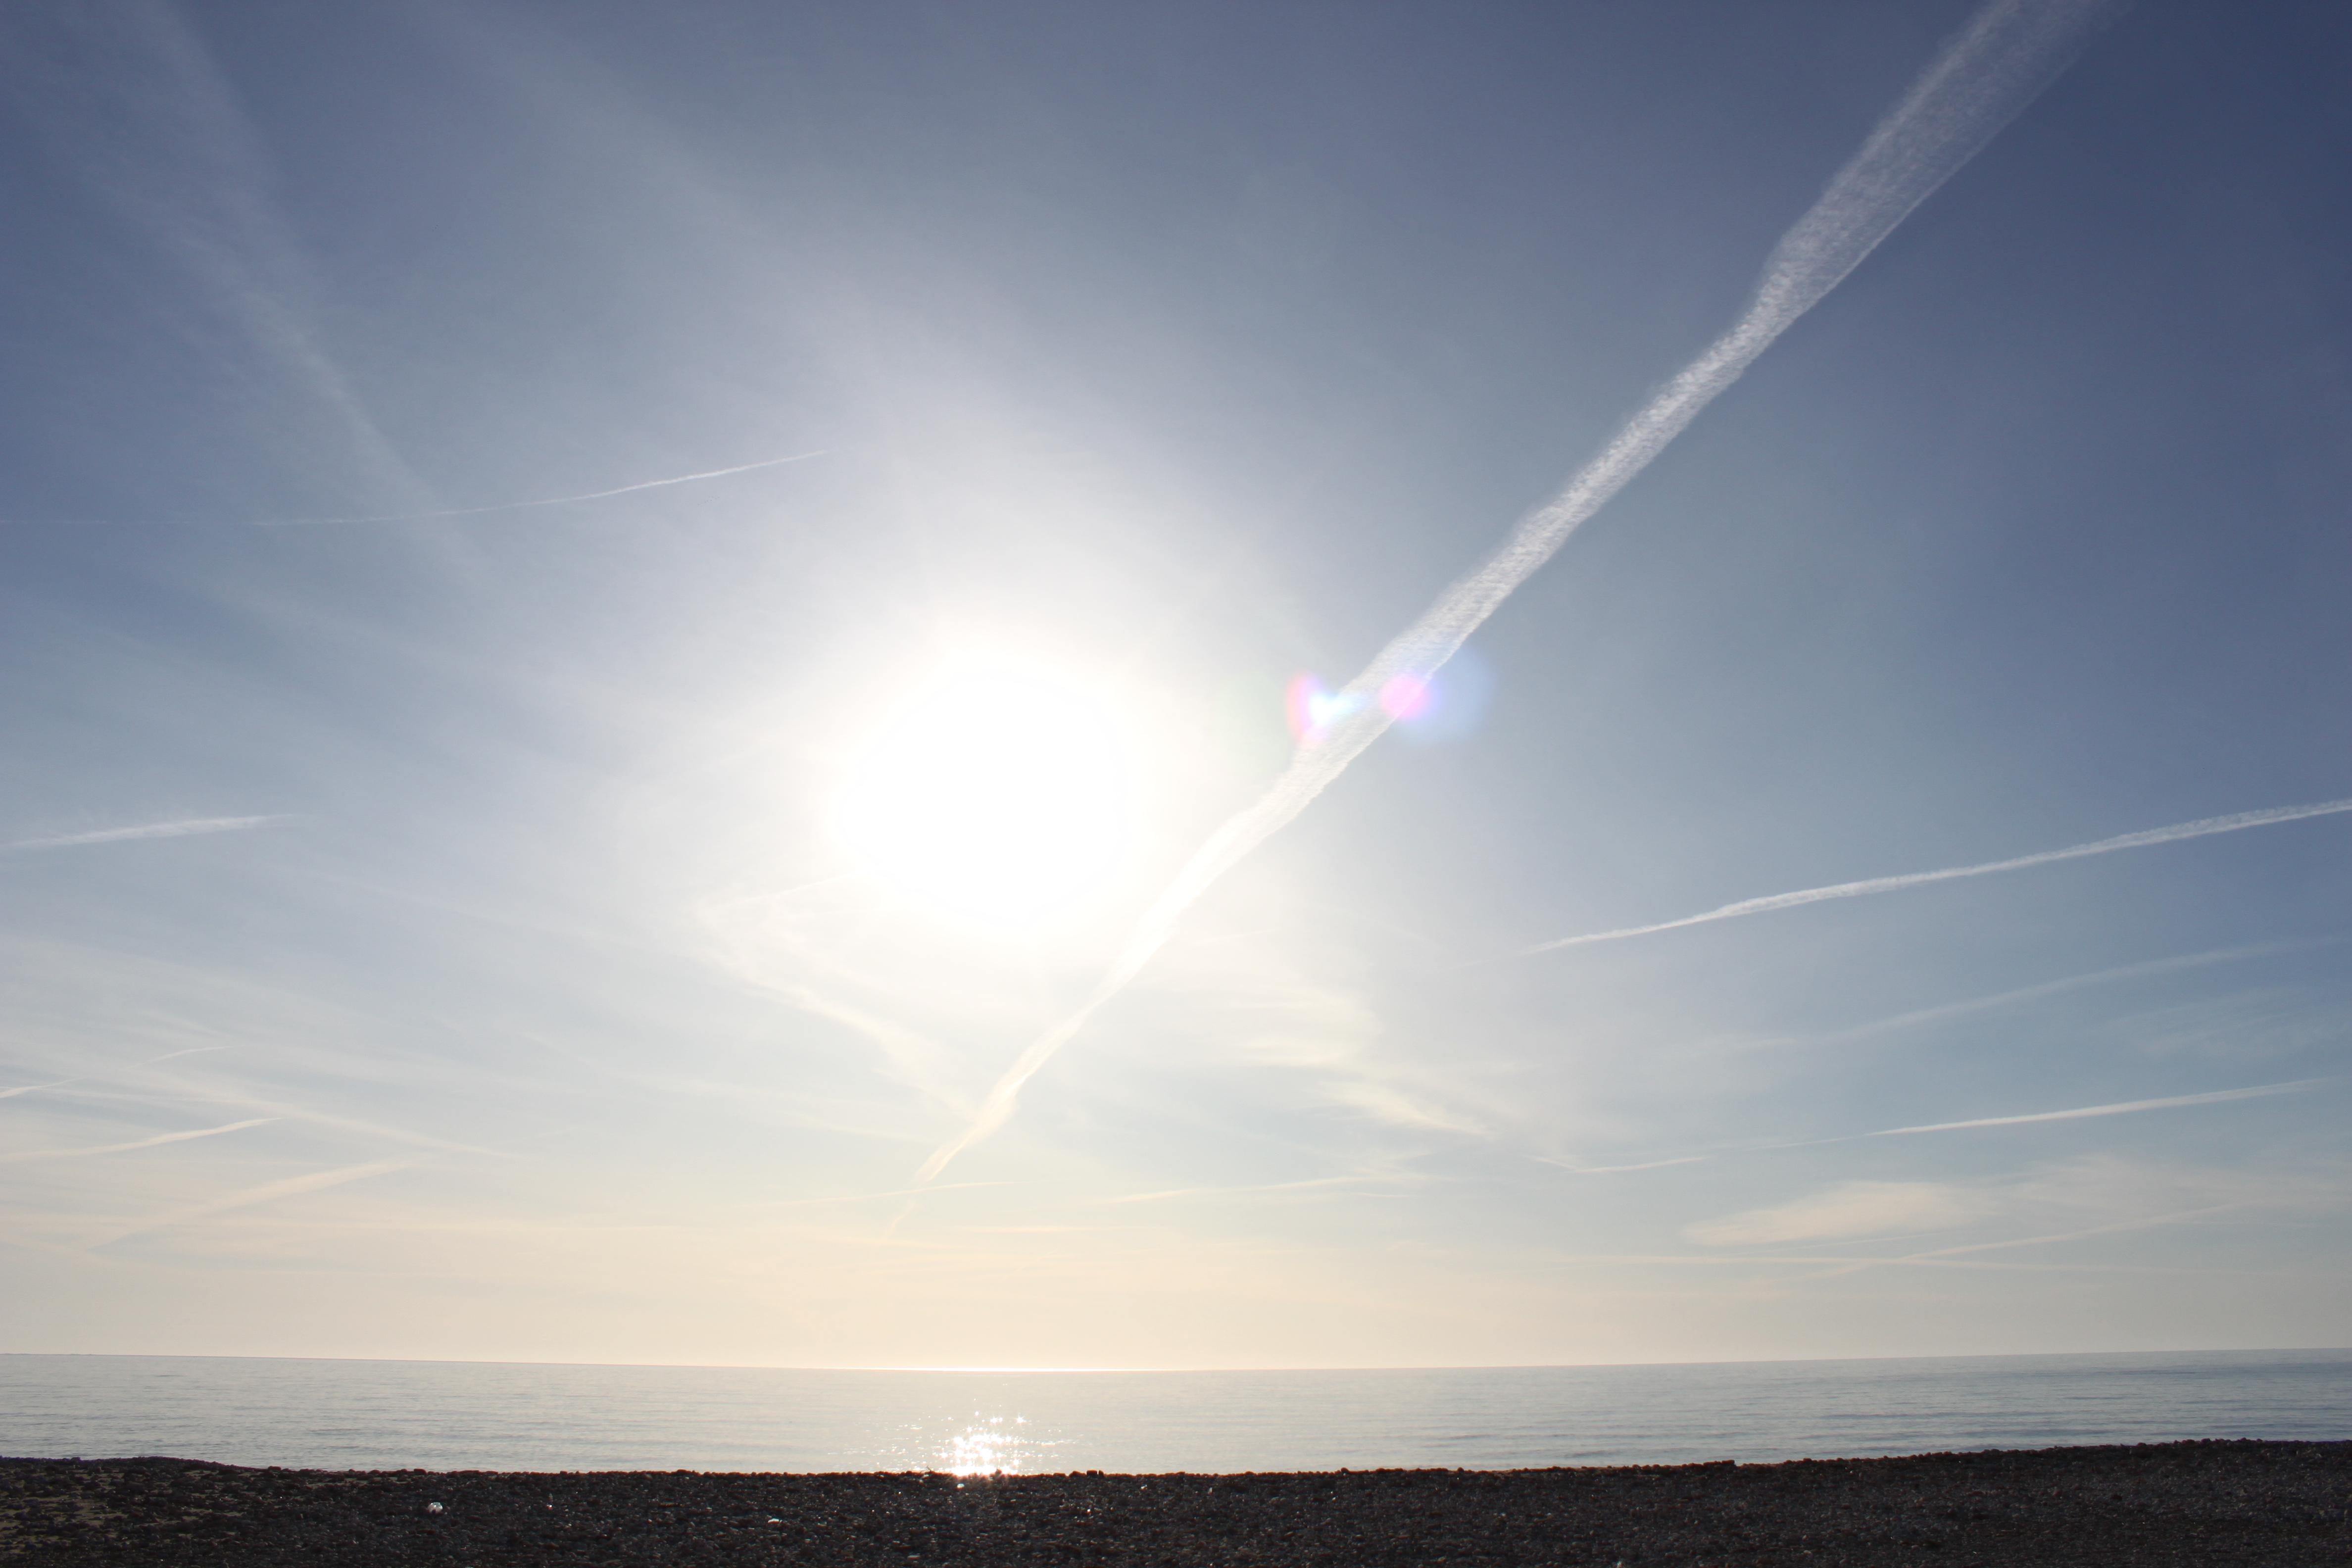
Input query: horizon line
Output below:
<box><xmin>5</xmin><ymin>1346</ymin><xmax>2343</xmax><ymax>1375</ymax></box>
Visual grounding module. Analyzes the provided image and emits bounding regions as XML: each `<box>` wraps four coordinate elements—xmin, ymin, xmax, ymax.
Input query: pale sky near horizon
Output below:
<box><xmin>2</xmin><ymin>0</ymin><xmax>2349</xmax><ymax>1371</ymax></box>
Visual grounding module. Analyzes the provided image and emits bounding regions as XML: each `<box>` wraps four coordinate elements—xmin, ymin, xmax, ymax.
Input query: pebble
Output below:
<box><xmin>0</xmin><ymin>1439</ymin><xmax>2343</xmax><ymax>1565</ymax></box>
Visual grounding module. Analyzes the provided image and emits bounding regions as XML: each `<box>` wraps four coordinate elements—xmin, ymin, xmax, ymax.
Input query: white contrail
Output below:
<box><xmin>16</xmin><ymin>451</ymin><xmax>828</xmax><ymax>528</ymax></box>
<box><xmin>1531</xmin><ymin>795</ymin><xmax>2352</xmax><ymax>953</ymax></box>
<box><xmin>1867</xmin><ymin>1077</ymin><xmax>2336</xmax><ymax>1136</ymax></box>
<box><xmin>914</xmin><ymin>0</ymin><xmax>2131</xmax><ymax>1186</ymax></box>
<box><xmin>5</xmin><ymin>815</ymin><xmax>279</xmax><ymax>851</ymax></box>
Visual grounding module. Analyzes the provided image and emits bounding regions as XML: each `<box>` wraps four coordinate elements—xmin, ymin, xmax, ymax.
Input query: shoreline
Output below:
<box><xmin>4</xmin><ymin>1439</ymin><xmax>2347</xmax><ymax>1565</ymax></box>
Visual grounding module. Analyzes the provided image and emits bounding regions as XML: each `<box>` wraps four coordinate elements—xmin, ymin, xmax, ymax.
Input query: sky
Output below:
<box><xmin>1</xmin><ymin>0</ymin><xmax>2349</xmax><ymax>1372</ymax></box>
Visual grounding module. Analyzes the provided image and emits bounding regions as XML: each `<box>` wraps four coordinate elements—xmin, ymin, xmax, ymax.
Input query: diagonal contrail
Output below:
<box><xmin>1529</xmin><ymin>794</ymin><xmax>2352</xmax><ymax>954</ymax></box>
<box><xmin>914</xmin><ymin>0</ymin><xmax>2133</xmax><ymax>1187</ymax></box>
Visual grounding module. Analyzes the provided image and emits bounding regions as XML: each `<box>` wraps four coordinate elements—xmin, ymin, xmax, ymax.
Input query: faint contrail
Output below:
<box><xmin>5</xmin><ymin>815</ymin><xmax>279</xmax><ymax>851</ymax></box>
<box><xmin>1539</xmin><ymin>1075</ymin><xmax>2337</xmax><ymax>1179</ymax></box>
<box><xmin>79</xmin><ymin>1158</ymin><xmax>409</xmax><ymax>1251</ymax></box>
<box><xmin>1530</xmin><ymin>795</ymin><xmax>2352</xmax><ymax>954</ymax></box>
<box><xmin>0</xmin><ymin>1046</ymin><xmax>232</xmax><ymax>1105</ymax></box>
<box><xmin>249</xmin><ymin>450</ymin><xmax>829</xmax><ymax>526</ymax></box>
<box><xmin>0</xmin><ymin>1117</ymin><xmax>275</xmax><ymax>1164</ymax></box>
<box><xmin>1867</xmin><ymin>1077</ymin><xmax>2337</xmax><ymax>1135</ymax></box>
<box><xmin>914</xmin><ymin>0</ymin><xmax>2131</xmax><ymax>1186</ymax></box>
<box><xmin>16</xmin><ymin>451</ymin><xmax>827</xmax><ymax>528</ymax></box>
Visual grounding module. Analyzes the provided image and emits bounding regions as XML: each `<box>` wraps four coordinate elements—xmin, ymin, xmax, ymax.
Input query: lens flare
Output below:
<box><xmin>1377</xmin><ymin>673</ymin><xmax>1432</xmax><ymax>721</ymax></box>
<box><xmin>1287</xmin><ymin>652</ymin><xmax>1490</xmax><ymax>746</ymax></box>
<box><xmin>1283</xmin><ymin>674</ymin><xmax>1362</xmax><ymax>745</ymax></box>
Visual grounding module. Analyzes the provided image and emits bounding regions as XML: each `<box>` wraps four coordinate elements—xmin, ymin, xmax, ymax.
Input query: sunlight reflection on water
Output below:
<box><xmin>939</xmin><ymin>1413</ymin><xmax>1026</xmax><ymax>1474</ymax></box>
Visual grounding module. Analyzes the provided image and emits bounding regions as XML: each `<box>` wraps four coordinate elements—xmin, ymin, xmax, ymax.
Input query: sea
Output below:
<box><xmin>2</xmin><ymin>1349</ymin><xmax>2345</xmax><ymax>1475</ymax></box>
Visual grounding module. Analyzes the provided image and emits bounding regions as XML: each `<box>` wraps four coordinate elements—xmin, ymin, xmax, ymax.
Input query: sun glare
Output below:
<box><xmin>835</xmin><ymin>655</ymin><xmax>1137</xmax><ymax>928</ymax></box>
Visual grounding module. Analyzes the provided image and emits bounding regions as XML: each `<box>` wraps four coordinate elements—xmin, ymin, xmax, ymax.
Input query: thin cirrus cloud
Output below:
<box><xmin>4</xmin><ymin>816</ymin><xmax>279</xmax><ymax>852</ymax></box>
<box><xmin>912</xmin><ymin>0</ymin><xmax>2132</xmax><ymax>1188</ymax></box>
<box><xmin>1527</xmin><ymin>795</ymin><xmax>2352</xmax><ymax>955</ymax></box>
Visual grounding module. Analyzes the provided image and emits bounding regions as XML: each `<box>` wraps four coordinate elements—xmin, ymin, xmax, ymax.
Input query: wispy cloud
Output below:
<box><xmin>1683</xmin><ymin>1152</ymin><xmax>2350</xmax><ymax>1278</ymax></box>
<box><xmin>914</xmin><ymin>0</ymin><xmax>2129</xmax><ymax>1185</ymax></box>
<box><xmin>1867</xmin><ymin>1076</ymin><xmax>2339</xmax><ymax>1136</ymax></box>
<box><xmin>1086</xmin><ymin>1174</ymin><xmax>1413</xmax><ymax>1208</ymax></box>
<box><xmin>1529</xmin><ymin>796</ymin><xmax>2352</xmax><ymax>954</ymax></box>
<box><xmin>1534</xmin><ymin>1153</ymin><xmax>1713</xmax><ymax>1176</ymax></box>
<box><xmin>5</xmin><ymin>815</ymin><xmax>279</xmax><ymax>852</ymax></box>
<box><xmin>1687</xmin><ymin>1179</ymin><xmax>1994</xmax><ymax>1246</ymax></box>
<box><xmin>1775</xmin><ymin>1201</ymin><xmax>2260</xmax><ymax>1284</ymax></box>
<box><xmin>0</xmin><ymin>1117</ymin><xmax>274</xmax><ymax>1165</ymax></box>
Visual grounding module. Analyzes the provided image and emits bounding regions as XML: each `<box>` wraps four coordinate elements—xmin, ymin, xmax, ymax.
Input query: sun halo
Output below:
<box><xmin>832</xmin><ymin>654</ymin><xmax>1140</xmax><ymax>931</ymax></box>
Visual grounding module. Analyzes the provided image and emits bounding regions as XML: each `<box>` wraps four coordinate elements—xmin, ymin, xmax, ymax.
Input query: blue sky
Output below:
<box><xmin>2</xmin><ymin>0</ymin><xmax>2348</xmax><ymax>1370</ymax></box>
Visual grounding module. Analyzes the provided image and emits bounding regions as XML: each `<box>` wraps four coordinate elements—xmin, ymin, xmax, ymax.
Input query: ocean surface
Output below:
<box><xmin>2</xmin><ymin>1349</ymin><xmax>2345</xmax><ymax>1474</ymax></box>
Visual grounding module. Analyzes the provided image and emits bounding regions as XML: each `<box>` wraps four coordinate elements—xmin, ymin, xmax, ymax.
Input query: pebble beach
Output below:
<box><xmin>3</xmin><ymin>1439</ymin><xmax>2345</xmax><ymax>1566</ymax></box>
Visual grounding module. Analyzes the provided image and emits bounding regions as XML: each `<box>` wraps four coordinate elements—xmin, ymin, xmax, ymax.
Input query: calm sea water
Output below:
<box><xmin>2</xmin><ymin>1350</ymin><xmax>2345</xmax><ymax>1474</ymax></box>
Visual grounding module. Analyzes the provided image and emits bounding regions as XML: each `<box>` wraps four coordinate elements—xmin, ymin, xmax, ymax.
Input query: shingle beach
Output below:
<box><xmin>3</xmin><ymin>1439</ymin><xmax>2345</xmax><ymax>1566</ymax></box>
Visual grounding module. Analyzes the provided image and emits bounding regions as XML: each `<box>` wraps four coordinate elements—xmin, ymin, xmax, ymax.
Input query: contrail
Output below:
<box><xmin>1530</xmin><ymin>795</ymin><xmax>2352</xmax><ymax>953</ymax></box>
<box><xmin>247</xmin><ymin>450</ymin><xmax>828</xmax><ymax>527</ymax></box>
<box><xmin>0</xmin><ymin>1046</ymin><xmax>232</xmax><ymax>1106</ymax></box>
<box><xmin>0</xmin><ymin>1117</ymin><xmax>275</xmax><ymax>1164</ymax></box>
<box><xmin>1867</xmin><ymin>1076</ymin><xmax>2337</xmax><ymax>1136</ymax></box>
<box><xmin>1538</xmin><ymin>1075</ymin><xmax>2338</xmax><ymax>1178</ymax></box>
<box><xmin>914</xmin><ymin>0</ymin><xmax>2131</xmax><ymax>1187</ymax></box>
<box><xmin>9</xmin><ymin>451</ymin><xmax>826</xmax><ymax>528</ymax></box>
<box><xmin>1805</xmin><ymin>936</ymin><xmax>2343</xmax><ymax>1046</ymax></box>
<box><xmin>79</xmin><ymin>1158</ymin><xmax>409</xmax><ymax>1251</ymax></box>
<box><xmin>5</xmin><ymin>815</ymin><xmax>278</xmax><ymax>852</ymax></box>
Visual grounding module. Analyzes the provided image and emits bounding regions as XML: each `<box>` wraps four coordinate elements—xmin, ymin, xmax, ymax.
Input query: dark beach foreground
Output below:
<box><xmin>2</xmin><ymin>1440</ymin><xmax>2345</xmax><ymax>1566</ymax></box>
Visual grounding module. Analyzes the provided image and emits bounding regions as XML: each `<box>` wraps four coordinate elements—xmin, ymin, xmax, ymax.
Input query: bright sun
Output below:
<box><xmin>834</xmin><ymin>655</ymin><xmax>1137</xmax><ymax>928</ymax></box>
